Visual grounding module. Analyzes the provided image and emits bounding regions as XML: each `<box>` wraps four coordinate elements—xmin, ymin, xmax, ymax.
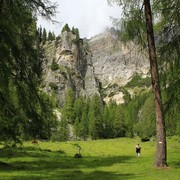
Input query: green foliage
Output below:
<box><xmin>72</xmin><ymin>27</ymin><xmax>80</xmax><ymax>43</ymax></box>
<box><xmin>112</xmin><ymin>104</ymin><xmax>127</xmax><ymax>137</ymax></box>
<box><xmin>125</xmin><ymin>73</ymin><xmax>151</xmax><ymax>88</ymax></box>
<box><xmin>62</xmin><ymin>88</ymin><xmax>75</xmax><ymax>124</ymax></box>
<box><xmin>134</xmin><ymin>94</ymin><xmax>156</xmax><ymax>138</ymax></box>
<box><xmin>22</xmin><ymin>92</ymin><xmax>58</xmax><ymax>140</ymax></box>
<box><xmin>50</xmin><ymin>58</ymin><xmax>59</xmax><ymax>71</ymax></box>
<box><xmin>42</xmin><ymin>28</ymin><xmax>47</xmax><ymax>45</ymax></box>
<box><xmin>47</xmin><ymin>31</ymin><xmax>55</xmax><ymax>41</ymax></box>
<box><xmin>164</xmin><ymin>98</ymin><xmax>180</xmax><ymax>136</ymax></box>
<box><xmin>0</xmin><ymin>0</ymin><xmax>57</xmax><ymax>143</ymax></box>
<box><xmin>78</xmin><ymin>111</ymin><xmax>89</xmax><ymax>140</ymax></box>
<box><xmin>61</xmin><ymin>23</ymin><xmax>71</xmax><ymax>33</ymax></box>
<box><xmin>55</xmin><ymin>36</ymin><xmax>61</xmax><ymax>47</ymax></box>
<box><xmin>37</xmin><ymin>26</ymin><xmax>42</xmax><ymax>43</ymax></box>
<box><xmin>60</xmin><ymin>89</ymin><xmax>173</xmax><ymax>140</ymax></box>
<box><xmin>108</xmin><ymin>0</ymin><xmax>180</xmax><ymax>142</ymax></box>
<box><xmin>51</xmin><ymin>114</ymin><xmax>69</xmax><ymax>142</ymax></box>
<box><xmin>59</xmin><ymin>84</ymin><xmax>178</xmax><ymax>141</ymax></box>
<box><xmin>49</xmin><ymin>82</ymin><xmax>58</xmax><ymax>90</ymax></box>
<box><xmin>73</xmin><ymin>96</ymin><xmax>90</xmax><ymax>140</ymax></box>
<box><xmin>88</xmin><ymin>94</ymin><xmax>104</xmax><ymax>139</ymax></box>
<box><xmin>176</xmin><ymin>121</ymin><xmax>180</xmax><ymax>136</ymax></box>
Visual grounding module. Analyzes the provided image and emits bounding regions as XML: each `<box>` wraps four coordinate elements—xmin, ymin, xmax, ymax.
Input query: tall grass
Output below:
<box><xmin>0</xmin><ymin>136</ymin><xmax>179</xmax><ymax>179</ymax></box>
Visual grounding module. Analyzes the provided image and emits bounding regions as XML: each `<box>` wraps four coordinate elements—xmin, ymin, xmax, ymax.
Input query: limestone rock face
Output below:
<box><xmin>89</xmin><ymin>28</ymin><xmax>149</xmax><ymax>87</ymax></box>
<box><xmin>42</xmin><ymin>28</ymin><xmax>149</xmax><ymax>106</ymax></box>
<box><xmin>88</xmin><ymin>28</ymin><xmax>149</xmax><ymax>103</ymax></box>
<box><xmin>42</xmin><ymin>31</ymin><xmax>100</xmax><ymax>106</ymax></box>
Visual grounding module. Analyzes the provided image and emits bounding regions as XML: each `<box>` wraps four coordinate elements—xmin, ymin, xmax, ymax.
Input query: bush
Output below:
<box><xmin>141</xmin><ymin>137</ymin><xmax>150</xmax><ymax>142</ymax></box>
<box><xmin>126</xmin><ymin>73</ymin><xmax>151</xmax><ymax>88</ymax></box>
<box><xmin>49</xmin><ymin>82</ymin><xmax>58</xmax><ymax>90</ymax></box>
<box><xmin>51</xmin><ymin>59</ymin><xmax>59</xmax><ymax>71</ymax></box>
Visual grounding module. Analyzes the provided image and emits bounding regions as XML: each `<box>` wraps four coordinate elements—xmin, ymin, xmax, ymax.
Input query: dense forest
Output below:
<box><xmin>0</xmin><ymin>0</ymin><xmax>179</xmax><ymax>159</ymax></box>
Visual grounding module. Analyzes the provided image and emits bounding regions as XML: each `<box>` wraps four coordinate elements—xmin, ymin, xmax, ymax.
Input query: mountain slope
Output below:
<box><xmin>42</xmin><ymin>28</ymin><xmax>150</xmax><ymax>105</ymax></box>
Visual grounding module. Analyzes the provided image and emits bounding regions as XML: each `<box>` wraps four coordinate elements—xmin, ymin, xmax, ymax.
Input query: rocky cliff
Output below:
<box><xmin>89</xmin><ymin>28</ymin><xmax>149</xmax><ymax>103</ymax></box>
<box><xmin>42</xmin><ymin>28</ymin><xmax>149</xmax><ymax>106</ymax></box>
<box><xmin>89</xmin><ymin>28</ymin><xmax>149</xmax><ymax>86</ymax></box>
<box><xmin>42</xmin><ymin>31</ymin><xmax>100</xmax><ymax>107</ymax></box>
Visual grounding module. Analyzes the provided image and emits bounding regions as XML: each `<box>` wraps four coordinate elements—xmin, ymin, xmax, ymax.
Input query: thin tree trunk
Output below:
<box><xmin>144</xmin><ymin>0</ymin><xmax>167</xmax><ymax>167</ymax></box>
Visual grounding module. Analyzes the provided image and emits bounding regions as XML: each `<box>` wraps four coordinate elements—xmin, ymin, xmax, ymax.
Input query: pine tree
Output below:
<box><xmin>79</xmin><ymin>111</ymin><xmax>89</xmax><ymax>140</ymax></box>
<box><xmin>0</xmin><ymin>0</ymin><xmax>57</xmax><ymax>143</ymax></box>
<box><xmin>42</xmin><ymin>28</ymin><xmax>47</xmax><ymax>45</ymax></box>
<box><xmin>38</xmin><ymin>26</ymin><xmax>42</xmax><ymax>43</ymax></box>
<box><xmin>62</xmin><ymin>88</ymin><xmax>75</xmax><ymax>124</ymax></box>
<box><xmin>57</xmin><ymin>114</ymin><xmax>69</xmax><ymax>141</ymax></box>
<box><xmin>52</xmin><ymin>31</ymin><xmax>56</xmax><ymax>40</ymax></box>
<box><xmin>88</xmin><ymin>94</ymin><xmax>103</xmax><ymax>139</ymax></box>
<box><xmin>61</xmin><ymin>23</ymin><xmax>70</xmax><ymax>33</ymax></box>
<box><xmin>47</xmin><ymin>31</ymin><xmax>53</xmax><ymax>41</ymax></box>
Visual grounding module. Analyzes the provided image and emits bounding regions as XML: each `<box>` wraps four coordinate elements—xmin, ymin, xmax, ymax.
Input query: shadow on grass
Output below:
<box><xmin>170</xmin><ymin>161</ymin><xmax>180</xmax><ymax>168</ymax></box>
<box><xmin>7</xmin><ymin>171</ymin><xmax>135</xmax><ymax>180</ymax></box>
<box><xmin>0</xmin><ymin>147</ymin><xmax>136</xmax><ymax>179</ymax></box>
<box><xmin>51</xmin><ymin>170</ymin><xmax>135</xmax><ymax>180</ymax></box>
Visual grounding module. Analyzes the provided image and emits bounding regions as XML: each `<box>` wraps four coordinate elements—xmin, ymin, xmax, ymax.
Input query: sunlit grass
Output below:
<box><xmin>0</xmin><ymin>136</ymin><xmax>179</xmax><ymax>179</ymax></box>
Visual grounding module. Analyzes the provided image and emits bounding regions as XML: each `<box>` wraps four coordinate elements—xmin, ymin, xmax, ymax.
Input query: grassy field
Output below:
<box><xmin>0</xmin><ymin>136</ymin><xmax>179</xmax><ymax>179</ymax></box>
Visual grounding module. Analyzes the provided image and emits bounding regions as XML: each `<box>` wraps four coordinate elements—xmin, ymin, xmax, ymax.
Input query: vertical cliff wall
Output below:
<box><xmin>42</xmin><ymin>31</ymin><xmax>100</xmax><ymax>106</ymax></box>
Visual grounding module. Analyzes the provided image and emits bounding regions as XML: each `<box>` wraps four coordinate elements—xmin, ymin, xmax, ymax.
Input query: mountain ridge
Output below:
<box><xmin>42</xmin><ymin>28</ymin><xmax>150</xmax><ymax>105</ymax></box>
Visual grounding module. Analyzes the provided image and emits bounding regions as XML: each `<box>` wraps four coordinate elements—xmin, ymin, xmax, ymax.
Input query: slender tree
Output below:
<box><xmin>107</xmin><ymin>0</ymin><xmax>168</xmax><ymax>167</ymax></box>
<box><xmin>144</xmin><ymin>0</ymin><xmax>167</xmax><ymax>167</ymax></box>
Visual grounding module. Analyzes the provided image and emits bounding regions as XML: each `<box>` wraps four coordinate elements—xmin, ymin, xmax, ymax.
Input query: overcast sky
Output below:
<box><xmin>37</xmin><ymin>0</ymin><xmax>121</xmax><ymax>38</ymax></box>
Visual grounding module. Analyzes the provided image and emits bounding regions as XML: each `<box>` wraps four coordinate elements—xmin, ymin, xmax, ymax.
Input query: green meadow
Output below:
<box><xmin>0</xmin><ymin>136</ymin><xmax>179</xmax><ymax>180</ymax></box>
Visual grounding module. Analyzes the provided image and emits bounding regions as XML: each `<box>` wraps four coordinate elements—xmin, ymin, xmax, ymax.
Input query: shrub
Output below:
<box><xmin>51</xmin><ymin>59</ymin><xmax>59</xmax><ymax>71</ymax></box>
<box><xmin>49</xmin><ymin>82</ymin><xmax>58</xmax><ymax>90</ymax></box>
<box><xmin>126</xmin><ymin>73</ymin><xmax>151</xmax><ymax>88</ymax></box>
<box><xmin>141</xmin><ymin>137</ymin><xmax>150</xmax><ymax>142</ymax></box>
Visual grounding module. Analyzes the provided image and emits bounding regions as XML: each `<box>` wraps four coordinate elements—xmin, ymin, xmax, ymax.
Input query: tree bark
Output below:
<box><xmin>144</xmin><ymin>0</ymin><xmax>167</xmax><ymax>167</ymax></box>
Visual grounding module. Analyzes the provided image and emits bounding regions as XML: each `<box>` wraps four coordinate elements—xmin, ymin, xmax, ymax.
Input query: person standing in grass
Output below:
<box><xmin>136</xmin><ymin>144</ymin><xmax>141</xmax><ymax>158</ymax></box>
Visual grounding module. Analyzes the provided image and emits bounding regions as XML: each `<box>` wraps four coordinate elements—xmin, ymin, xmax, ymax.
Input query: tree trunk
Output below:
<box><xmin>144</xmin><ymin>0</ymin><xmax>167</xmax><ymax>167</ymax></box>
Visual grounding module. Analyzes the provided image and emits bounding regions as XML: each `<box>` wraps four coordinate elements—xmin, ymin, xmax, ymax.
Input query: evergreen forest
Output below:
<box><xmin>0</xmin><ymin>0</ymin><xmax>179</xmax><ymax>156</ymax></box>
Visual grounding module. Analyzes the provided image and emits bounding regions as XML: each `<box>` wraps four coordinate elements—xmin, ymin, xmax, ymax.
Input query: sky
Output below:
<box><xmin>37</xmin><ymin>0</ymin><xmax>121</xmax><ymax>38</ymax></box>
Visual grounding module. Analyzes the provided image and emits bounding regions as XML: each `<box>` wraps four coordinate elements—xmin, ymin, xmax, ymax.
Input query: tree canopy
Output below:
<box><xmin>0</xmin><ymin>0</ymin><xmax>58</xmax><ymax>144</ymax></box>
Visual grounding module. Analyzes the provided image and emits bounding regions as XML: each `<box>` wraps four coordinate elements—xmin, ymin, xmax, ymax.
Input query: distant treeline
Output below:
<box><xmin>51</xmin><ymin>87</ymin><xmax>179</xmax><ymax>142</ymax></box>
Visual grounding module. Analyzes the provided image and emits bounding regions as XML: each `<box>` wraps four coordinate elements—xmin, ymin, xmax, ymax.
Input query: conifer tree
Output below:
<box><xmin>79</xmin><ymin>111</ymin><xmax>89</xmax><ymax>140</ymax></box>
<box><xmin>38</xmin><ymin>26</ymin><xmax>42</xmax><ymax>43</ymax></box>
<box><xmin>0</xmin><ymin>0</ymin><xmax>57</xmax><ymax>143</ymax></box>
<box><xmin>61</xmin><ymin>23</ymin><xmax>71</xmax><ymax>33</ymax></box>
<box><xmin>62</xmin><ymin>88</ymin><xmax>75</xmax><ymax>124</ymax></box>
<box><xmin>52</xmin><ymin>31</ymin><xmax>56</xmax><ymax>40</ymax></box>
<box><xmin>88</xmin><ymin>94</ymin><xmax>103</xmax><ymax>139</ymax></box>
<box><xmin>107</xmin><ymin>0</ymin><xmax>169</xmax><ymax>167</ymax></box>
<box><xmin>42</xmin><ymin>28</ymin><xmax>47</xmax><ymax>45</ymax></box>
<box><xmin>47</xmin><ymin>31</ymin><xmax>53</xmax><ymax>41</ymax></box>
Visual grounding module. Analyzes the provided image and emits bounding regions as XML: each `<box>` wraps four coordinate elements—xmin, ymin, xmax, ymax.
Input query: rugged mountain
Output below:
<box><xmin>42</xmin><ymin>28</ymin><xmax>149</xmax><ymax>106</ymax></box>
<box><xmin>89</xmin><ymin>28</ymin><xmax>149</xmax><ymax>87</ymax></box>
<box><xmin>42</xmin><ymin>31</ymin><xmax>100</xmax><ymax>107</ymax></box>
<box><xmin>89</xmin><ymin>28</ymin><xmax>149</xmax><ymax>104</ymax></box>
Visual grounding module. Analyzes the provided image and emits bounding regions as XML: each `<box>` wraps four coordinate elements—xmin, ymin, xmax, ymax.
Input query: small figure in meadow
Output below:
<box><xmin>136</xmin><ymin>144</ymin><xmax>141</xmax><ymax>158</ymax></box>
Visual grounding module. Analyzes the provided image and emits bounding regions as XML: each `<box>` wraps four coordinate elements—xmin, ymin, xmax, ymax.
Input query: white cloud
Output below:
<box><xmin>37</xmin><ymin>0</ymin><xmax>121</xmax><ymax>38</ymax></box>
